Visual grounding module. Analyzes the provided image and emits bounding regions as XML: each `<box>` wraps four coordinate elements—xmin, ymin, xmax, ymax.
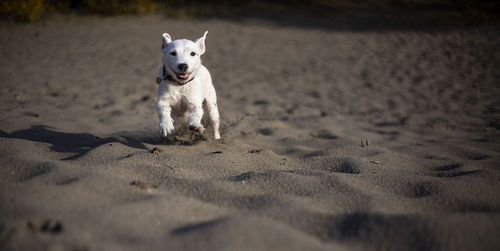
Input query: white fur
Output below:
<box><xmin>156</xmin><ymin>31</ymin><xmax>221</xmax><ymax>140</ymax></box>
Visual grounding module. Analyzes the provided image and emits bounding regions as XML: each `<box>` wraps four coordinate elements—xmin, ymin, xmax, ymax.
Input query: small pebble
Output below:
<box><xmin>41</xmin><ymin>220</ymin><xmax>63</xmax><ymax>234</ymax></box>
<box><xmin>130</xmin><ymin>180</ymin><xmax>149</xmax><ymax>190</ymax></box>
<box><xmin>152</xmin><ymin>147</ymin><xmax>162</xmax><ymax>154</ymax></box>
<box><xmin>28</xmin><ymin>219</ymin><xmax>63</xmax><ymax>234</ymax></box>
<box><xmin>248</xmin><ymin>149</ymin><xmax>262</xmax><ymax>153</ymax></box>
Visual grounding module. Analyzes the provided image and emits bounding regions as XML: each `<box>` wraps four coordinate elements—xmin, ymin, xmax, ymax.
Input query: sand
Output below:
<box><xmin>1</xmin><ymin>14</ymin><xmax>500</xmax><ymax>251</ymax></box>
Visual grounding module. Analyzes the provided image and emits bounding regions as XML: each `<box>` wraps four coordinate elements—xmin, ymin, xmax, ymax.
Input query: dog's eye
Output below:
<box><xmin>170</xmin><ymin>51</ymin><xmax>177</xmax><ymax>56</ymax></box>
<box><xmin>190</xmin><ymin>52</ymin><xmax>196</xmax><ymax>56</ymax></box>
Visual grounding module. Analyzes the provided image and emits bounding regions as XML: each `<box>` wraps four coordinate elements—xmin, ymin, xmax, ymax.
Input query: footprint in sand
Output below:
<box><xmin>258</xmin><ymin>128</ymin><xmax>274</xmax><ymax>136</ymax></box>
<box><xmin>13</xmin><ymin>162</ymin><xmax>54</xmax><ymax>182</ymax></box>
<box><xmin>429</xmin><ymin>163</ymin><xmax>481</xmax><ymax>178</ymax></box>
<box><xmin>402</xmin><ymin>182</ymin><xmax>438</xmax><ymax>198</ymax></box>
<box><xmin>310</xmin><ymin>130</ymin><xmax>338</xmax><ymax>140</ymax></box>
<box><xmin>55</xmin><ymin>177</ymin><xmax>79</xmax><ymax>186</ymax></box>
<box><xmin>306</xmin><ymin>157</ymin><xmax>361</xmax><ymax>174</ymax></box>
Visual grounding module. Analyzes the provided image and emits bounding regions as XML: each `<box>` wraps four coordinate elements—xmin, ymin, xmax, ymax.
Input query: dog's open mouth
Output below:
<box><xmin>176</xmin><ymin>72</ymin><xmax>190</xmax><ymax>80</ymax></box>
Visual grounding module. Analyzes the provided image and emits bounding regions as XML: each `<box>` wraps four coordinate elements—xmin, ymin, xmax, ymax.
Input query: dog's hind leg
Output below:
<box><xmin>206</xmin><ymin>100</ymin><xmax>221</xmax><ymax>140</ymax></box>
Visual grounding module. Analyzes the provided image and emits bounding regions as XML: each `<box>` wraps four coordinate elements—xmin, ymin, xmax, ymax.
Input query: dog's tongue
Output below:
<box><xmin>177</xmin><ymin>73</ymin><xmax>189</xmax><ymax>80</ymax></box>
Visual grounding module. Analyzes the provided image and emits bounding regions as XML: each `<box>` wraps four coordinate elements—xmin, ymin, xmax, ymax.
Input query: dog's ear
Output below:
<box><xmin>161</xmin><ymin>33</ymin><xmax>172</xmax><ymax>51</ymax></box>
<box><xmin>195</xmin><ymin>31</ymin><xmax>208</xmax><ymax>55</ymax></box>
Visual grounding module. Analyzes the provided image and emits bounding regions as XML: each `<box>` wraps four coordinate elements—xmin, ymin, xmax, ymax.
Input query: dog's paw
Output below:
<box><xmin>188</xmin><ymin>124</ymin><xmax>205</xmax><ymax>134</ymax></box>
<box><xmin>160</xmin><ymin>123</ymin><xmax>174</xmax><ymax>137</ymax></box>
<box><xmin>214</xmin><ymin>131</ymin><xmax>221</xmax><ymax>140</ymax></box>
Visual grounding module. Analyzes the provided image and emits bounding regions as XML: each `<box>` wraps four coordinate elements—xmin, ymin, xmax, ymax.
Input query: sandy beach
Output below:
<box><xmin>1</xmin><ymin>13</ymin><xmax>500</xmax><ymax>250</ymax></box>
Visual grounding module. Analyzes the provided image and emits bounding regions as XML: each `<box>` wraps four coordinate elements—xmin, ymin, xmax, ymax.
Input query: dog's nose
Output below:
<box><xmin>177</xmin><ymin>63</ymin><xmax>188</xmax><ymax>73</ymax></box>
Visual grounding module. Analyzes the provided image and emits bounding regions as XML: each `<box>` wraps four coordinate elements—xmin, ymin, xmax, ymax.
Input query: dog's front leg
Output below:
<box><xmin>157</xmin><ymin>99</ymin><xmax>175</xmax><ymax>138</ymax></box>
<box><xmin>187</xmin><ymin>104</ymin><xmax>204</xmax><ymax>134</ymax></box>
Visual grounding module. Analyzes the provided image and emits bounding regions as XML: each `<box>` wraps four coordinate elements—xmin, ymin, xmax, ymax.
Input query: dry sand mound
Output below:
<box><xmin>1</xmin><ymin>15</ymin><xmax>499</xmax><ymax>251</ymax></box>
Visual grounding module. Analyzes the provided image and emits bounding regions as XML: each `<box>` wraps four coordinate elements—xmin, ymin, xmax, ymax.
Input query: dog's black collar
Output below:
<box><xmin>157</xmin><ymin>64</ymin><xmax>194</xmax><ymax>86</ymax></box>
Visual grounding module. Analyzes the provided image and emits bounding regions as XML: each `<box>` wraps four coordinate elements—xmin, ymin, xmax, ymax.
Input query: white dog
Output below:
<box><xmin>156</xmin><ymin>31</ymin><xmax>221</xmax><ymax>140</ymax></box>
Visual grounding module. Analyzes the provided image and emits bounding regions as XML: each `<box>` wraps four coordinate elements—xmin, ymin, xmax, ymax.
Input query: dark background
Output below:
<box><xmin>1</xmin><ymin>0</ymin><xmax>499</xmax><ymax>30</ymax></box>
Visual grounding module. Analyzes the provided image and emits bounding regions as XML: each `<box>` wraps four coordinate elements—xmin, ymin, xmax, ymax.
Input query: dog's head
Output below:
<box><xmin>161</xmin><ymin>31</ymin><xmax>208</xmax><ymax>84</ymax></box>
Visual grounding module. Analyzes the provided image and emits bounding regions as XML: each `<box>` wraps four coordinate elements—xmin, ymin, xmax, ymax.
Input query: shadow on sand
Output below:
<box><xmin>0</xmin><ymin>125</ymin><xmax>166</xmax><ymax>160</ymax></box>
<box><xmin>0</xmin><ymin>125</ymin><xmax>207</xmax><ymax>160</ymax></box>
